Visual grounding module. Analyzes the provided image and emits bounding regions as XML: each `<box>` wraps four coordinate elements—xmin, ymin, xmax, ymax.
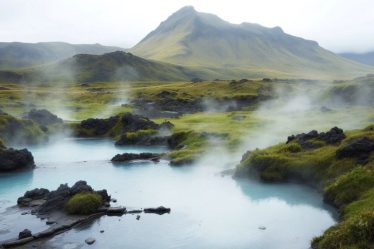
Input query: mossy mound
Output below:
<box><xmin>65</xmin><ymin>192</ymin><xmax>103</xmax><ymax>215</ymax></box>
<box><xmin>167</xmin><ymin>131</ymin><xmax>208</xmax><ymax>166</ymax></box>
<box><xmin>0</xmin><ymin>111</ymin><xmax>47</xmax><ymax>145</ymax></box>
<box><xmin>237</xmin><ymin>125</ymin><xmax>374</xmax><ymax>249</ymax></box>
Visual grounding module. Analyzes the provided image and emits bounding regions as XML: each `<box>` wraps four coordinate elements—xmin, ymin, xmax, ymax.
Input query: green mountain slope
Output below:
<box><xmin>0</xmin><ymin>42</ymin><xmax>124</xmax><ymax>70</ymax></box>
<box><xmin>0</xmin><ymin>51</ymin><xmax>207</xmax><ymax>83</ymax></box>
<box><xmin>130</xmin><ymin>6</ymin><xmax>374</xmax><ymax>79</ymax></box>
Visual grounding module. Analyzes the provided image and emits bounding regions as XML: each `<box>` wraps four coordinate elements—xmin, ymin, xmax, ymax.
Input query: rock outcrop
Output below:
<box><xmin>0</xmin><ymin>148</ymin><xmax>35</xmax><ymax>172</ymax></box>
<box><xmin>287</xmin><ymin>127</ymin><xmax>346</xmax><ymax>149</ymax></box>
<box><xmin>336</xmin><ymin>137</ymin><xmax>374</xmax><ymax>165</ymax></box>
<box><xmin>111</xmin><ymin>153</ymin><xmax>162</xmax><ymax>163</ymax></box>
<box><xmin>17</xmin><ymin>181</ymin><xmax>110</xmax><ymax>214</ymax></box>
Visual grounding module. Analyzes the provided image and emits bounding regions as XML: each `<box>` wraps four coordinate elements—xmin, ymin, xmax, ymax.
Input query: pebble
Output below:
<box><xmin>85</xmin><ymin>237</ymin><xmax>96</xmax><ymax>245</ymax></box>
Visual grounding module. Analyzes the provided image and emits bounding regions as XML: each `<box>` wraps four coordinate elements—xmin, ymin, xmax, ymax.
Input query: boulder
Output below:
<box><xmin>121</xmin><ymin>113</ymin><xmax>159</xmax><ymax>132</ymax></box>
<box><xmin>0</xmin><ymin>148</ymin><xmax>35</xmax><ymax>172</ymax></box>
<box><xmin>319</xmin><ymin>127</ymin><xmax>346</xmax><ymax>144</ymax></box>
<box><xmin>22</xmin><ymin>109</ymin><xmax>63</xmax><ymax>126</ymax></box>
<box><xmin>70</xmin><ymin>180</ymin><xmax>93</xmax><ymax>195</ymax></box>
<box><xmin>144</xmin><ymin>206</ymin><xmax>171</xmax><ymax>215</ymax></box>
<box><xmin>79</xmin><ymin>116</ymin><xmax>119</xmax><ymax>136</ymax></box>
<box><xmin>18</xmin><ymin>229</ymin><xmax>32</xmax><ymax>239</ymax></box>
<box><xmin>111</xmin><ymin>153</ymin><xmax>161</xmax><ymax>163</ymax></box>
<box><xmin>38</xmin><ymin>184</ymin><xmax>71</xmax><ymax>214</ymax></box>
<box><xmin>336</xmin><ymin>137</ymin><xmax>374</xmax><ymax>164</ymax></box>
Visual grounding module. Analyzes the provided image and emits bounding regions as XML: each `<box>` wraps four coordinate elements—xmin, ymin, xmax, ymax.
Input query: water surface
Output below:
<box><xmin>0</xmin><ymin>139</ymin><xmax>335</xmax><ymax>249</ymax></box>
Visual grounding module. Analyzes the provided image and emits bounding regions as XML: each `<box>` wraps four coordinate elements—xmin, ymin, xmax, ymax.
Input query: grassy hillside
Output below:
<box><xmin>130</xmin><ymin>6</ymin><xmax>374</xmax><ymax>79</ymax></box>
<box><xmin>0</xmin><ymin>41</ymin><xmax>123</xmax><ymax>70</ymax></box>
<box><xmin>0</xmin><ymin>51</ymin><xmax>216</xmax><ymax>83</ymax></box>
<box><xmin>236</xmin><ymin>126</ymin><xmax>374</xmax><ymax>249</ymax></box>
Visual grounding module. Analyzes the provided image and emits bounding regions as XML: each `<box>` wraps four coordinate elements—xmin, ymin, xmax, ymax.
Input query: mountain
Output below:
<box><xmin>130</xmin><ymin>6</ymin><xmax>374</xmax><ymax>79</ymax></box>
<box><xmin>0</xmin><ymin>42</ymin><xmax>124</xmax><ymax>70</ymax></box>
<box><xmin>0</xmin><ymin>51</ymin><xmax>206</xmax><ymax>83</ymax></box>
<box><xmin>340</xmin><ymin>51</ymin><xmax>374</xmax><ymax>67</ymax></box>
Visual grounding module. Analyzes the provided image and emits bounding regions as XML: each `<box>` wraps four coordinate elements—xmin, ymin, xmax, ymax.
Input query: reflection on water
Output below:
<box><xmin>0</xmin><ymin>139</ymin><xmax>335</xmax><ymax>248</ymax></box>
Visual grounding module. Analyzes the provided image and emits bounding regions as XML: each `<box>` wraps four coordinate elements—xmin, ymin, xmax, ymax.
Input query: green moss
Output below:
<box><xmin>312</xmin><ymin>211</ymin><xmax>374</xmax><ymax>249</ymax></box>
<box><xmin>65</xmin><ymin>192</ymin><xmax>103</xmax><ymax>215</ymax></box>
<box><xmin>237</xmin><ymin>126</ymin><xmax>374</xmax><ymax>249</ymax></box>
<box><xmin>168</xmin><ymin>131</ymin><xmax>208</xmax><ymax>166</ymax></box>
<box><xmin>0</xmin><ymin>112</ymin><xmax>47</xmax><ymax>145</ymax></box>
<box><xmin>324</xmin><ymin>168</ymin><xmax>374</xmax><ymax>208</ymax></box>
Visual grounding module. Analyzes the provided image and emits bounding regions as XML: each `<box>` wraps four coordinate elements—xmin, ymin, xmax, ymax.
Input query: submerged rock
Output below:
<box><xmin>0</xmin><ymin>148</ymin><xmax>35</xmax><ymax>172</ymax></box>
<box><xmin>19</xmin><ymin>229</ymin><xmax>32</xmax><ymax>239</ymax></box>
<box><xmin>85</xmin><ymin>237</ymin><xmax>96</xmax><ymax>245</ymax></box>
<box><xmin>111</xmin><ymin>153</ymin><xmax>162</xmax><ymax>163</ymax></box>
<box><xmin>336</xmin><ymin>137</ymin><xmax>374</xmax><ymax>165</ymax></box>
<box><xmin>144</xmin><ymin>206</ymin><xmax>171</xmax><ymax>215</ymax></box>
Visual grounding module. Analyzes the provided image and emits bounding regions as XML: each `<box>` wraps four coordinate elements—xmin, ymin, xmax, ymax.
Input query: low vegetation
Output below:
<box><xmin>65</xmin><ymin>192</ymin><xmax>103</xmax><ymax>215</ymax></box>
<box><xmin>236</xmin><ymin>125</ymin><xmax>374</xmax><ymax>249</ymax></box>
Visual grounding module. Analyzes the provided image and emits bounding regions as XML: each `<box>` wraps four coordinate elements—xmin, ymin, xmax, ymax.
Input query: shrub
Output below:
<box><xmin>324</xmin><ymin>168</ymin><xmax>374</xmax><ymax>208</ymax></box>
<box><xmin>65</xmin><ymin>192</ymin><xmax>102</xmax><ymax>215</ymax></box>
<box><xmin>280</xmin><ymin>143</ymin><xmax>302</xmax><ymax>153</ymax></box>
<box><xmin>312</xmin><ymin>211</ymin><xmax>374</xmax><ymax>249</ymax></box>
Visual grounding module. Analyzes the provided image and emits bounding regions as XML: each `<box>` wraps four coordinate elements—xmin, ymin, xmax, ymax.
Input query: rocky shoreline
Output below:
<box><xmin>0</xmin><ymin>181</ymin><xmax>171</xmax><ymax>248</ymax></box>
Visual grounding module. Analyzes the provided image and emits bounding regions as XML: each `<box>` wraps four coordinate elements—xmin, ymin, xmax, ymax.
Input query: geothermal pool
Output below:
<box><xmin>0</xmin><ymin>139</ymin><xmax>336</xmax><ymax>249</ymax></box>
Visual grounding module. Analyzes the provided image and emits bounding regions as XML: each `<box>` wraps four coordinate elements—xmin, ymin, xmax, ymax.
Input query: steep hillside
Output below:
<box><xmin>340</xmin><ymin>51</ymin><xmax>374</xmax><ymax>66</ymax></box>
<box><xmin>0</xmin><ymin>42</ymin><xmax>123</xmax><ymax>70</ymax></box>
<box><xmin>130</xmin><ymin>6</ymin><xmax>373</xmax><ymax>79</ymax></box>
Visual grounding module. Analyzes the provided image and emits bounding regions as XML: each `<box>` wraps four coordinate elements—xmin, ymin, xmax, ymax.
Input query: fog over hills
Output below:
<box><xmin>340</xmin><ymin>51</ymin><xmax>374</xmax><ymax>67</ymax></box>
<box><xmin>0</xmin><ymin>42</ymin><xmax>123</xmax><ymax>70</ymax></box>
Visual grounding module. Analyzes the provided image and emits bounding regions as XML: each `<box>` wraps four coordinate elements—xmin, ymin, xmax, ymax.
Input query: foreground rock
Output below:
<box><xmin>111</xmin><ymin>153</ymin><xmax>162</xmax><ymax>163</ymax></box>
<box><xmin>85</xmin><ymin>237</ymin><xmax>96</xmax><ymax>245</ymax></box>
<box><xmin>22</xmin><ymin>109</ymin><xmax>63</xmax><ymax>126</ymax></box>
<box><xmin>18</xmin><ymin>229</ymin><xmax>32</xmax><ymax>239</ymax></box>
<box><xmin>144</xmin><ymin>206</ymin><xmax>171</xmax><ymax>215</ymax></box>
<box><xmin>336</xmin><ymin>137</ymin><xmax>374</xmax><ymax>164</ymax></box>
<box><xmin>17</xmin><ymin>181</ymin><xmax>110</xmax><ymax>214</ymax></box>
<box><xmin>287</xmin><ymin>127</ymin><xmax>345</xmax><ymax>149</ymax></box>
<box><xmin>0</xmin><ymin>147</ymin><xmax>35</xmax><ymax>172</ymax></box>
<box><xmin>1</xmin><ymin>181</ymin><xmax>171</xmax><ymax>248</ymax></box>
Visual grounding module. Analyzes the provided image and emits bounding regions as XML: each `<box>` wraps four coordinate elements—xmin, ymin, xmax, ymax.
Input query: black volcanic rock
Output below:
<box><xmin>0</xmin><ymin>148</ymin><xmax>35</xmax><ymax>172</ymax></box>
<box><xmin>17</xmin><ymin>181</ymin><xmax>111</xmax><ymax>214</ymax></box>
<box><xmin>336</xmin><ymin>137</ymin><xmax>374</xmax><ymax>165</ymax></box>
<box><xmin>111</xmin><ymin>153</ymin><xmax>162</xmax><ymax>163</ymax></box>
<box><xmin>287</xmin><ymin>127</ymin><xmax>345</xmax><ymax>149</ymax></box>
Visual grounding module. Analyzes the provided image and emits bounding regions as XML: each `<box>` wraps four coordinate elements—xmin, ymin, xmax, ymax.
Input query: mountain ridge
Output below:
<box><xmin>0</xmin><ymin>42</ymin><xmax>124</xmax><ymax>70</ymax></box>
<box><xmin>130</xmin><ymin>6</ymin><xmax>374</xmax><ymax>79</ymax></box>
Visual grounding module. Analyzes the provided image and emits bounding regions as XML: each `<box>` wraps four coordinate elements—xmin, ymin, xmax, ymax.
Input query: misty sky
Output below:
<box><xmin>0</xmin><ymin>0</ymin><xmax>373</xmax><ymax>53</ymax></box>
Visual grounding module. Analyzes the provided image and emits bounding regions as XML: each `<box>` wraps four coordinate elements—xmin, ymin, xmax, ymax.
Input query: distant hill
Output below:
<box><xmin>340</xmin><ymin>52</ymin><xmax>374</xmax><ymax>67</ymax></box>
<box><xmin>0</xmin><ymin>42</ymin><xmax>124</xmax><ymax>70</ymax></box>
<box><xmin>130</xmin><ymin>6</ymin><xmax>374</xmax><ymax>79</ymax></box>
<box><xmin>0</xmin><ymin>51</ymin><xmax>206</xmax><ymax>83</ymax></box>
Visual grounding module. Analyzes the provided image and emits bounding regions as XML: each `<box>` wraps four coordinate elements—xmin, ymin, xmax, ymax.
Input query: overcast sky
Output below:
<box><xmin>0</xmin><ymin>0</ymin><xmax>373</xmax><ymax>53</ymax></box>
